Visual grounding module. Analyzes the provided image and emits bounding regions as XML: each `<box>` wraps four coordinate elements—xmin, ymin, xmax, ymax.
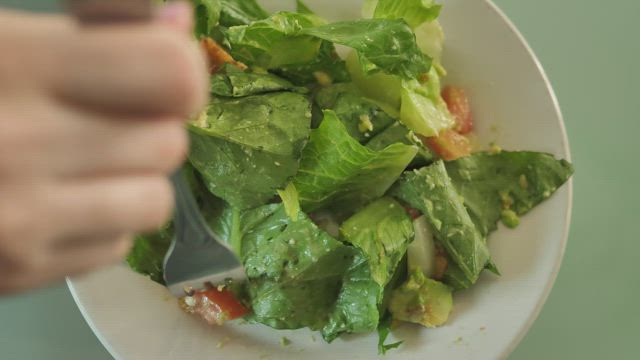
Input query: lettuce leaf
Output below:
<box><xmin>210</xmin><ymin>66</ymin><xmax>306</xmax><ymax>97</ymax></box>
<box><xmin>294</xmin><ymin>110</ymin><xmax>418</xmax><ymax>213</ymax></box>
<box><xmin>445</xmin><ymin>151</ymin><xmax>574</xmax><ymax>236</ymax></box>
<box><xmin>127</xmin><ymin>224</ymin><xmax>173</xmax><ymax>284</ymax></box>
<box><xmin>322</xmin><ymin>198</ymin><xmax>413</xmax><ymax>341</ymax></box>
<box><xmin>301</xmin><ymin>19</ymin><xmax>431</xmax><ymax>79</ymax></box>
<box><xmin>400</xmin><ymin>68</ymin><xmax>454</xmax><ymax>137</ymax></box>
<box><xmin>225</xmin><ymin>12</ymin><xmax>323</xmax><ymax>68</ymax></box>
<box><xmin>373</xmin><ymin>0</ymin><xmax>442</xmax><ymax>29</ymax></box>
<box><xmin>366</xmin><ymin>122</ymin><xmax>435</xmax><ymax>167</ymax></box>
<box><xmin>219</xmin><ymin>0</ymin><xmax>269</xmax><ymax>27</ymax></box>
<box><xmin>273</xmin><ymin>41</ymin><xmax>351</xmax><ymax>86</ymax></box>
<box><xmin>390</xmin><ymin>162</ymin><xmax>491</xmax><ymax>286</ymax></box>
<box><xmin>189</xmin><ymin>92</ymin><xmax>312</xmax><ymax>209</ymax></box>
<box><xmin>241</xmin><ymin>205</ymin><xmax>356</xmax><ymax>330</ymax></box>
<box><xmin>315</xmin><ymin>83</ymin><xmax>395</xmax><ymax>143</ymax></box>
<box><xmin>340</xmin><ymin>198</ymin><xmax>414</xmax><ymax>287</ymax></box>
<box><xmin>227</xmin><ymin>12</ymin><xmax>430</xmax><ymax>79</ymax></box>
<box><xmin>192</xmin><ymin>0</ymin><xmax>221</xmax><ymax>37</ymax></box>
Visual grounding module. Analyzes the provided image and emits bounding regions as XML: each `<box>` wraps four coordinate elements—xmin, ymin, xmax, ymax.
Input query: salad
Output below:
<box><xmin>127</xmin><ymin>0</ymin><xmax>574</xmax><ymax>353</ymax></box>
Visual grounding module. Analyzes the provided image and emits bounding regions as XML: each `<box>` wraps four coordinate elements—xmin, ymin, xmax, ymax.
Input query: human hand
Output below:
<box><xmin>0</xmin><ymin>2</ymin><xmax>207</xmax><ymax>293</ymax></box>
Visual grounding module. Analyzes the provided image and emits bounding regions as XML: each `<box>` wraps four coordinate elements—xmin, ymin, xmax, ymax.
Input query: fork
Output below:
<box><xmin>66</xmin><ymin>0</ymin><xmax>246</xmax><ymax>298</ymax></box>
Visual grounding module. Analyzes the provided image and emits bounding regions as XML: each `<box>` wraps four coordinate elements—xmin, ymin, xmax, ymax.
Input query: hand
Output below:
<box><xmin>0</xmin><ymin>2</ymin><xmax>208</xmax><ymax>294</ymax></box>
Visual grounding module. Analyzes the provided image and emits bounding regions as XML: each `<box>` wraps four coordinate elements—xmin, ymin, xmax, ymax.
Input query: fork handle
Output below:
<box><xmin>170</xmin><ymin>171</ymin><xmax>214</xmax><ymax>247</ymax></box>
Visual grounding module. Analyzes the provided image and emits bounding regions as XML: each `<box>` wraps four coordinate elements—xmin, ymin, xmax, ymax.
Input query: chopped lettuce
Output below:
<box><xmin>192</xmin><ymin>0</ymin><xmax>221</xmax><ymax>37</ymax></box>
<box><xmin>400</xmin><ymin>68</ymin><xmax>455</xmax><ymax>137</ymax></box>
<box><xmin>340</xmin><ymin>198</ymin><xmax>414</xmax><ymax>287</ymax></box>
<box><xmin>322</xmin><ymin>198</ymin><xmax>413</xmax><ymax>341</ymax></box>
<box><xmin>241</xmin><ymin>205</ymin><xmax>356</xmax><ymax>330</ymax></box>
<box><xmin>301</xmin><ymin>19</ymin><xmax>431</xmax><ymax>79</ymax></box>
<box><xmin>415</xmin><ymin>20</ymin><xmax>445</xmax><ymax>63</ymax></box>
<box><xmin>377</xmin><ymin>314</ymin><xmax>403</xmax><ymax>355</ymax></box>
<box><xmin>189</xmin><ymin>91</ymin><xmax>311</xmax><ymax>209</ymax></box>
<box><xmin>445</xmin><ymin>151</ymin><xmax>575</xmax><ymax>236</ymax></box>
<box><xmin>219</xmin><ymin>0</ymin><xmax>269</xmax><ymax>27</ymax></box>
<box><xmin>277</xmin><ymin>183</ymin><xmax>301</xmax><ymax>221</ymax></box>
<box><xmin>366</xmin><ymin>122</ymin><xmax>434</xmax><ymax>167</ymax></box>
<box><xmin>346</xmin><ymin>52</ymin><xmax>404</xmax><ymax>109</ymax></box>
<box><xmin>373</xmin><ymin>0</ymin><xmax>442</xmax><ymax>29</ymax></box>
<box><xmin>127</xmin><ymin>224</ymin><xmax>173</xmax><ymax>284</ymax></box>
<box><xmin>389</xmin><ymin>268</ymin><xmax>452</xmax><ymax>327</ymax></box>
<box><xmin>390</xmin><ymin>162</ymin><xmax>491</xmax><ymax>286</ymax></box>
<box><xmin>225</xmin><ymin>12</ymin><xmax>323</xmax><ymax>68</ymax></box>
<box><xmin>294</xmin><ymin>110</ymin><xmax>418</xmax><ymax>213</ymax></box>
<box><xmin>210</xmin><ymin>66</ymin><xmax>306</xmax><ymax>97</ymax></box>
<box><xmin>315</xmin><ymin>83</ymin><xmax>396</xmax><ymax>143</ymax></box>
<box><xmin>273</xmin><ymin>41</ymin><xmax>350</xmax><ymax>86</ymax></box>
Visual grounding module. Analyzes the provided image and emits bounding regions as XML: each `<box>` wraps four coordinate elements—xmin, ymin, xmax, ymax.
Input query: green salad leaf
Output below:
<box><xmin>315</xmin><ymin>83</ymin><xmax>396</xmax><ymax>143</ymax></box>
<box><xmin>219</xmin><ymin>0</ymin><xmax>269</xmax><ymax>27</ymax></box>
<box><xmin>321</xmin><ymin>253</ymin><xmax>381</xmax><ymax>341</ymax></box>
<box><xmin>400</xmin><ymin>68</ymin><xmax>454</xmax><ymax>137</ymax></box>
<box><xmin>225</xmin><ymin>12</ymin><xmax>323</xmax><ymax>68</ymax></box>
<box><xmin>273</xmin><ymin>41</ymin><xmax>351</xmax><ymax>86</ymax></box>
<box><xmin>366</xmin><ymin>121</ymin><xmax>434</xmax><ymax>167</ymax></box>
<box><xmin>390</xmin><ymin>161</ymin><xmax>491</xmax><ymax>286</ymax></box>
<box><xmin>241</xmin><ymin>205</ymin><xmax>356</xmax><ymax>330</ymax></box>
<box><xmin>210</xmin><ymin>66</ymin><xmax>306</xmax><ymax>97</ymax></box>
<box><xmin>192</xmin><ymin>0</ymin><xmax>221</xmax><ymax>37</ymax></box>
<box><xmin>127</xmin><ymin>224</ymin><xmax>173</xmax><ymax>284</ymax></box>
<box><xmin>377</xmin><ymin>314</ymin><xmax>404</xmax><ymax>355</ymax></box>
<box><xmin>322</xmin><ymin>198</ymin><xmax>413</xmax><ymax>341</ymax></box>
<box><xmin>445</xmin><ymin>151</ymin><xmax>575</xmax><ymax>236</ymax></box>
<box><xmin>373</xmin><ymin>0</ymin><xmax>442</xmax><ymax>29</ymax></box>
<box><xmin>301</xmin><ymin>19</ymin><xmax>430</xmax><ymax>79</ymax></box>
<box><xmin>189</xmin><ymin>91</ymin><xmax>312</xmax><ymax>209</ymax></box>
<box><xmin>294</xmin><ymin>110</ymin><xmax>418</xmax><ymax>213</ymax></box>
<box><xmin>340</xmin><ymin>198</ymin><xmax>414</xmax><ymax>287</ymax></box>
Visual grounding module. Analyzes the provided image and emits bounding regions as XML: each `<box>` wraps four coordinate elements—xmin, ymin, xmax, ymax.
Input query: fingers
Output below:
<box><xmin>0</xmin><ymin>233</ymin><xmax>132</xmax><ymax>294</ymax></box>
<box><xmin>51</xmin><ymin>24</ymin><xmax>208</xmax><ymax>117</ymax></box>
<box><xmin>50</xmin><ymin>176</ymin><xmax>174</xmax><ymax>238</ymax></box>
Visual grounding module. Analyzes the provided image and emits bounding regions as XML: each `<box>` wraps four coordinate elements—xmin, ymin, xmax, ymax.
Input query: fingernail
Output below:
<box><xmin>157</xmin><ymin>1</ymin><xmax>193</xmax><ymax>32</ymax></box>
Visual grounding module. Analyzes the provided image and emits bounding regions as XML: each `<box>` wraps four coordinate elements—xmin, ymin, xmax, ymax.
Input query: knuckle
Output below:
<box><xmin>151</xmin><ymin>33</ymin><xmax>207</xmax><ymax>113</ymax></box>
<box><xmin>152</xmin><ymin>123</ymin><xmax>189</xmax><ymax>172</ymax></box>
<box><xmin>138</xmin><ymin>177</ymin><xmax>174</xmax><ymax>230</ymax></box>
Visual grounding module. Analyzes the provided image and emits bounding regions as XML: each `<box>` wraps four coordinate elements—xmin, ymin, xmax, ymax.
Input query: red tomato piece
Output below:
<box><xmin>183</xmin><ymin>288</ymin><xmax>249</xmax><ymax>325</ymax></box>
<box><xmin>423</xmin><ymin>130</ymin><xmax>472</xmax><ymax>161</ymax></box>
<box><xmin>442</xmin><ymin>86</ymin><xmax>473</xmax><ymax>134</ymax></box>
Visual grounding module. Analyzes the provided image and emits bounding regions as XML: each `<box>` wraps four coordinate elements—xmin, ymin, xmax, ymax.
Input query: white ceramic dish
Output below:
<box><xmin>68</xmin><ymin>0</ymin><xmax>573</xmax><ymax>359</ymax></box>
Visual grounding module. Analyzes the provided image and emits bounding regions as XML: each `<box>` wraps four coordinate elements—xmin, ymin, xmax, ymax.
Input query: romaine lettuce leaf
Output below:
<box><xmin>227</xmin><ymin>12</ymin><xmax>430</xmax><ymax>79</ymax></box>
<box><xmin>400</xmin><ymin>68</ymin><xmax>454</xmax><ymax>137</ymax></box>
<box><xmin>294</xmin><ymin>110</ymin><xmax>418</xmax><ymax>213</ymax></box>
<box><xmin>241</xmin><ymin>205</ymin><xmax>356</xmax><ymax>330</ymax></box>
<box><xmin>219</xmin><ymin>0</ymin><xmax>269</xmax><ymax>27</ymax></box>
<box><xmin>321</xmin><ymin>253</ymin><xmax>381</xmax><ymax>341</ymax></box>
<box><xmin>315</xmin><ymin>84</ymin><xmax>395</xmax><ymax>143</ymax></box>
<box><xmin>192</xmin><ymin>0</ymin><xmax>221</xmax><ymax>37</ymax></box>
<box><xmin>373</xmin><ymin>0</ymin><xmax>442</xmax><ymax>29</ymax></box>
<box><xmin>301</xmin><ymin>19</ymin><xmax>431</xmax><ymax>79</ymax></box>
<box><xmin>210</xmin><ymin>66</ymin><xmax>306</xmax><ymax>97</ymax></box>
<box><xmin>445</xmin><ymin>151</ymin><xmax>574</xmax><ymax>236</ymax></box>
<box><xmin>189</xmin><ymin>92</ymin><xmax>312</xmax><ymax>209</ymax></box>
<box><xmin>340</xmin><ymin>198</ymin><xmax>414</xmax><ymax>287</ymax></box>
<box><xmin>366</xmin><ymin>122</ymin><xmax>434</xmax><ymax>167</ymax></box>
<box><xmin>390</xmin><ymin>162</ymin><xmax>491</xmax><ymax>286</ymax></box>
<box><xmin>273</xmin><ymin>41</ymin><xmax>351</xmax><ymax>86</ymax></box>
<box><xmin>225</xmin><ymin>12</ymin><xmax>323</xmax><ymax>68</ymax></box>
<box><xmin>127</xmin><ymin>224</ymin><xmax>173</xmax><ymax>284</ymax></box>
<box><xmin>322</xmin><ymin>198</ymin><xmax>414</xmax><ymax>341</ymax></box>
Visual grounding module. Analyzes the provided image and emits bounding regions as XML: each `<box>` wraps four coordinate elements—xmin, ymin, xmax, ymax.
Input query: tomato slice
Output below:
<box><xmin>442</xmin><ymin>86</ymin><xmax>473</xmax><ymax>134</ymax></box>
<box><xmin>181</xmin><ymin>287</ymin><xmax>249</xmax><ymax>325</ymax></box>
<box><xmin>423</xmin><ymin>130</ymin><xmax>472</xmax><ymax>161</ymax></box>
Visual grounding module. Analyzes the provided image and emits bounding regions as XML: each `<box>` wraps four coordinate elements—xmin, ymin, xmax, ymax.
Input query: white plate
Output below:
<box><xmin>68</xmin><ymin>1</ymin><xmax>573</xmax><ymax>359</ymax></box>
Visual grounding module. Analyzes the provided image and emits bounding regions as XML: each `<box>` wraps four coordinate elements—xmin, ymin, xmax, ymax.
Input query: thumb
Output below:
<box><xmin>156</xmin><ymin>1</ymin><xmax>193</xmax><ymax>33</ymax></box>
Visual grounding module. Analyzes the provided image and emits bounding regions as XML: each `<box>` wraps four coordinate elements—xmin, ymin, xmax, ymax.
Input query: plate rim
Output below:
<box><xmin>67</xmin><ymin>1</ymin><xmax>574</xmax><ymax>359</ymax></box>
